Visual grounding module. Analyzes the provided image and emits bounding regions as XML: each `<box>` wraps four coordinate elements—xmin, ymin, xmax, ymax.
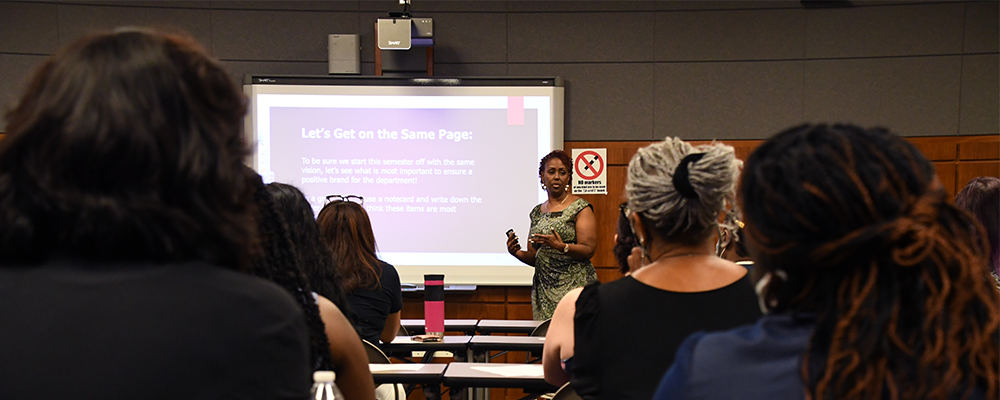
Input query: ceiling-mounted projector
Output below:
<box><xmin>377</xmin><ymin>18</ymin><xmax>433</xmax><ymax>50</ymax></box>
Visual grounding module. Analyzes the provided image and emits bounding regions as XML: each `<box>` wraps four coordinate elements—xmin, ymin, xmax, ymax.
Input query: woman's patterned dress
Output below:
<box><xmin>528</xmin><ymin>198</ymin><xmax>598</xmax><ymax>320</ymax></box>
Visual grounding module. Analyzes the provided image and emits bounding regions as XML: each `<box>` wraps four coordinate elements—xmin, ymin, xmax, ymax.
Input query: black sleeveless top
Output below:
<box><xmin>571</xmin><ymin>274</ymin><xmax>762</xmax><ymax>400</ymax></box>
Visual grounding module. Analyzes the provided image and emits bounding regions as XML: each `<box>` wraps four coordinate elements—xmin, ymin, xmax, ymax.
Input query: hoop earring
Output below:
<box><xmin>754</xmin><ymin>269</ymin><xmax>787</xmax><ymax>314</ymax></box>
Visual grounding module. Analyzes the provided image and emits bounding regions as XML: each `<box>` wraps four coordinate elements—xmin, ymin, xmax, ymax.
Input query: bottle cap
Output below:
<box><xmin>313</xmin><ymin>370</ymin><xmax>336</xmax><ymax>382</ymax></box>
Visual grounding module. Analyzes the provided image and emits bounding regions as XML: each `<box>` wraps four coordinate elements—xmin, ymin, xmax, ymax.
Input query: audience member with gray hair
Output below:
<box><xmin>542</xmin><ymin>137</ymin><xmax>761</xmax><ymax>400</ymax></box>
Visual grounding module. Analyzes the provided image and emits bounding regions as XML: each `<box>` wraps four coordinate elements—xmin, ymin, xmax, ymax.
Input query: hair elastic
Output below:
<box><xmin>673</xmin><ymin>153</ymin><xmax>705</xmax><ymax>199</ymax></box>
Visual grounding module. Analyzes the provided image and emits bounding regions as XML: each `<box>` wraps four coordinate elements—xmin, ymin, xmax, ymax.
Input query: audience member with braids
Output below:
<box><xmin>247</xmin><ymin>172</ymin><xmax>336</xmax><ymax>373</ymax></box>
<box><xmin>0</xmin><ymin>28</ymin><xmax>313</xmax><ymax>398</ymax></box>
<box><xmin>543</xmin><ymin>138</ymin><xmax>762</xmax><ymax>400</ymax></box>
<box><xmin>317</xmin><ymin>198</ymin><xmax>403</xmax><ymax>347</ymax></box>
<box><xmin>954</xmin><ymin>176</ymin><xmax>1000</xmax><ymax>285</ymax></box>
<box><xmin>267</xmin><ymin>183</ymin><xmax>355</xmax><ymax>322</ymax></box>
<box><xmin>654</xmin><ymin>123</ymin><xmax>1000</xmax><ymax>400</ymax></box>
<box><xmin>265</xmin><ymin>182</ymin><xmax>376</xmax><ymax>400</ymax></box>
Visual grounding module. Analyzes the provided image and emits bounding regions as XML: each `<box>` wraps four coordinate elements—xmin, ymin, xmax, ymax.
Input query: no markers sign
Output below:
<box><xmin>571</xmin><ymin>148</ymin><xmax>607</xmax><ymax>195</ymax></box>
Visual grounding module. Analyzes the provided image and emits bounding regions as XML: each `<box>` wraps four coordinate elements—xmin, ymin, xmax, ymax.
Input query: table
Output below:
<box><xmin>401</xmin><ymin>319</ymin><xmax>479</xmax><ymax>335</ymax></box>
<box><xmin>369</xmin><ymin>363</ymin><xmax>447</xmax><ymax>385</ymax></box>
<box><xmin>442</xmin><ymin>362</ymin><xmax>557</xmax><ymax>393</ymax></box>
<box><xmin>475</xmin><ymin>319</ymin><xmax>543</xmax><ymax>335</ymax></box>
<box><xmin>382</xmin><ymin>336</ymin><xmax>474</xmax><ymax>363</ymax></box>
<box><xmin>469</xmin><ymin>336</ymin><xmax>545</xmax><ymax>354</ymax></box>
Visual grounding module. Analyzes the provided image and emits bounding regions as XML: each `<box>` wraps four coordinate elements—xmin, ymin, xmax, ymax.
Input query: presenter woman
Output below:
<box><xmin>506</xmin><ymin>150</ymin><xmax>598</xmax><ymax>320</ymax></box>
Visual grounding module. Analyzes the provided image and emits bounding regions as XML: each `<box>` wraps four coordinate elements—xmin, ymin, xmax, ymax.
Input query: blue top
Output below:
<box><xmin>653</xmin><ymin>314</ymin><xmax>813</xmax><ymax>400</ymax></box>
<box><xmin>654</xmin><ymin>313</ymin><xmax>991</xmax><ymax>400</ymax></box>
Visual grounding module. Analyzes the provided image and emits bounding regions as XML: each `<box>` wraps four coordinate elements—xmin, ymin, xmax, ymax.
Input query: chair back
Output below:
<box><xmin>530</xmin><ymin>319</ymin><xmax>551</xmax><ymax>337</ymax></box>
<box><xmin>526</xmin><ymin>318</ymin><xmax>551</xmax><ymax>363</ymax></box>
<box><xmin>362</xmin><ymin>339</ymin><xmax>391</xmax><ymax>364</ymax></box>
<box><xmin>364</xmin><ymin>339</ymin><xmax>405</xmax><ymax>400</ymax></box>
<box><xmin>552</xmin><ymin>382</ymin><xmax>583</xmax><ymax>400</ymax></box>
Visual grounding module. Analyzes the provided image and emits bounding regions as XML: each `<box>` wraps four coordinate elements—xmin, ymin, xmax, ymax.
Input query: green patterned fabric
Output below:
<box><xmin>529</xmin><ymin>198</ymin><xmax>598</xmax><ymax>320</ymax></box>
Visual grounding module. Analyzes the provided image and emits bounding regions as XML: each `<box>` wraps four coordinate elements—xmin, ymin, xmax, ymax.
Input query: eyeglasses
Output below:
<box><xmin>326</xmin><ymin>195</ymin><xmax>364</xmax><ymax>206</ymax></box>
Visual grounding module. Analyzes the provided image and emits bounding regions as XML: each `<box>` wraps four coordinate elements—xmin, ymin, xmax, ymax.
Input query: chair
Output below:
<box><xmin>530</xmin><ymin>319</ymin><xmax>551</xmax><ymax>337</ymax></box>
<box><xmin>527</xmin><ymin>319</ymin><xmax>551</xmax><ymax>363</ymax></box>
<box><xmin>362</xmin><ymin>340</ymin><xmax>405</xmax><ymax>400</ymax></box>
<box><xmin>551</xmin><ymin>382</ymin><xmax>582</xmax><ymax>400</ymax></box>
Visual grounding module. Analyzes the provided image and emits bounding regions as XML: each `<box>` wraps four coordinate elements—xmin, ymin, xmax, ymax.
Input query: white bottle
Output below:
<box><xmin>311</xmin><ymin>371</ymin><xmax>344</xmax><ymax>400</ymax></box>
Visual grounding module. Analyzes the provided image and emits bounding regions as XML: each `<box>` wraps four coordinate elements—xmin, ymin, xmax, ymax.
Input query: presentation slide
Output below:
<box><xmin>245</xmin><ymin>80</ymin><xmax>563</xmax><ymax>285</ymax></box>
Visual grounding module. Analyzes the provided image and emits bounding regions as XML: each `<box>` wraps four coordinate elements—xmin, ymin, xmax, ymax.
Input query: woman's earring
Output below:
<box><xmin>541</xmin><ymin>182</ymin><xmax>547</xmax><ymax>191</ymax></box>
<box><xmin>715</xmin><ymin>226</ymin><xmax>728</xmax><ymax>257</ymax></box>
<box><xmin>754</xmin><ymin>269</ymin><xmax>787</xmax><ymax>314</ymax></box>
<box><xmin>636</xmin><ymin>234</ymin><xmax>652</xmax><ymax>264</ymax></box>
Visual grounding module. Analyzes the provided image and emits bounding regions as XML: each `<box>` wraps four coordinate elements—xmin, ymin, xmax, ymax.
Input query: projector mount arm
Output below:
<box><xmin>388</xmin><ymin>0</ymin><xmax>411</xmax><ymax>19</ymax></box>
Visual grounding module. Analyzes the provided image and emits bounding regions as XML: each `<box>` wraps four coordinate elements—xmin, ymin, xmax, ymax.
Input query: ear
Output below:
<box><xmin>629</xmin><ymin>212</ymin><xmax>647</xmax><ymax>247</ymax></box>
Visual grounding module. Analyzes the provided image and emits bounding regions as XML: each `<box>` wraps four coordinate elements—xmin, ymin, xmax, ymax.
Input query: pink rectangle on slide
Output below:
<box><xmin>507</xmin><ymin>96</ymin><xmax>524</xmax><ymax>125</ymax></box>
<box><xmin>424</xmin><ymin>301</ymin><xmax>444</xmax><ymax>332</ymax></box>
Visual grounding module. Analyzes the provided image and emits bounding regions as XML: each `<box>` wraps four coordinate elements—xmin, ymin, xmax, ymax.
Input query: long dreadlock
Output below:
<box><xmin>246</xmin><ymin>172</ymin><xmax>334</xmax><ymax>371</ymax></box>
<box><xmin>742</xmin><ymin>124</ymin><xmax>999</xmax><ymax>400</ymax></box>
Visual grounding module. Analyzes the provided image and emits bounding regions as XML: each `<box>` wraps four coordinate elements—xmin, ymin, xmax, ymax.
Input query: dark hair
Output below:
<box><xmin>247</xmin><ymin>174</ymin><xmax>333</xmax><ymax>371</ymax></box>
<box><xmin>613</xmin><ymin>203</ymin><xmax>637</xmax><ymax>274</ymax></box>
<box><xmin>316</xmin><ymin>200</ymin><xmax>382</xmax><ymax>293</ymax></box>
<box><xmin>538</xmin><ymin>150</ymin><xmax>574</xmax><ymax>180</ymax></box>
<box><xmin>266</xmin><ymin>182</ymin><xmax>355</xmax><ymax>324</ymax></box>
<box><xmin>0</xmin><ymin>28</ymin><xmax>252</xmax><ymax>269</ymax></box>
<box><xmin>742</xmin><ymin>123</ymin><xmax>998</xmax><ymax>400</ymax></box>
<box><xmin>954</xmin><ymin>176</ymin><xmax>1000</xmax><ymax>276</ymax></box>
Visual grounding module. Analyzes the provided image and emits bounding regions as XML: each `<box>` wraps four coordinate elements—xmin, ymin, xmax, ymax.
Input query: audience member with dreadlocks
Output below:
<box><xmin>0</xmin><ymin>28</ymin><xmax>312</xmax><ymax>398</ymax></box>
<box><xmin>247</xmin><ymin>172</ymin><xmax>336</xmax><ymax>373</ymax></box>
<box><xmin>954</xmin><ymin>176</ymin><xmax>1000</xmax><ymax>285</ymax></box>
<box><xmin>543</xmin><ymin>138</ymin><xmax>763</xmax><ymax>400</ymax></box>
<box><xmin>265</xmin><ymin>182</ymin><xmax>376</xmax><ymax>400</ymax></box>
<box><xmin>654</xmin><ymin>123</ymin><xmax>999</xmax><ymax>400</ymax></box>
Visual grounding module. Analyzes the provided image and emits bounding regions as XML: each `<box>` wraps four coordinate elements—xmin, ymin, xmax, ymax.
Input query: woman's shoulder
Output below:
<box><xmin>569</xmin><ymin>197</ymin><xmax>591</xmax><ymax>209</ymax></box>
<box><xmin>564</xmin><ymin>197</ymin><xmax>592</xmax><ymax>215</ymax></box>
<box><xmin>376</xmin><ymin>260</ymin><xmax>399</xmax><ymax>277</ymax></box>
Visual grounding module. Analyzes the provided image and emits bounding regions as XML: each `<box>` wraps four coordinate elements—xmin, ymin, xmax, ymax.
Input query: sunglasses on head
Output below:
<box><xmin>326</xmin><ymin>195</ymin><xmax>364</xmax><ymax>206</ymax></box>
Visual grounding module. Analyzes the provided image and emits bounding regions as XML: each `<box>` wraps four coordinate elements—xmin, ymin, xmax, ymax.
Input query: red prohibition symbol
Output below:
<box><xmin>574</xmin><ymin>151</ymin><xmax>604</xmax><ymax>180</ymax></box>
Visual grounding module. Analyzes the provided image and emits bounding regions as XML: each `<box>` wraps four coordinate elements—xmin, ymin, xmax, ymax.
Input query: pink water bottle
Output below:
<box><xmin>424</xmin><ymin>274</ymin><xmax>445</xmax><ymax>337</ymax></box>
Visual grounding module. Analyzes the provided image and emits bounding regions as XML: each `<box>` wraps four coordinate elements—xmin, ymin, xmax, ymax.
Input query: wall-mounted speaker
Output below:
<box><xmin>327</xmin><ymin>34</ymin><xmax>360</xmax><ymax>74</ymax></box>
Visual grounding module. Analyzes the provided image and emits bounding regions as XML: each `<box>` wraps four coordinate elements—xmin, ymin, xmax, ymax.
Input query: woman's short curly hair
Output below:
<box><xmin>538</xmin><ymin>150</ymin><xmax>574</xmax><ymax>180</ymax></box>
